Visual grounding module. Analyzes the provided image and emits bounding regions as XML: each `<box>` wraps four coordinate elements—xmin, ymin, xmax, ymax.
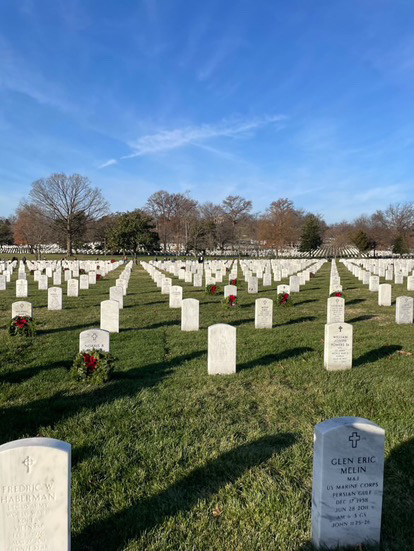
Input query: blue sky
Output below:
<box><xmin>1</xmin><ymin>0</ymin><xmax>413</xmax><ymax>222</ymax></box>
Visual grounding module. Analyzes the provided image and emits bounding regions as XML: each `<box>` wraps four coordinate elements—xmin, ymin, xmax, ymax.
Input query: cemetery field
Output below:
<box><xmin>0</xmin><ymin>261</ymin><xmax>413</xmax><ymax>551</ymax></box>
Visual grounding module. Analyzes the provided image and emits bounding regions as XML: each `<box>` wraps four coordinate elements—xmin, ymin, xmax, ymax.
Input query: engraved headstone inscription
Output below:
<box><xmin>0</xmin><ymin>437</ymin><xmax>71</xmax><ymax>551</ymax></box>
<box><xmin>312</xmin><ymin>417</ymin><xmax>385</xmax><ymax>549</ymax></box>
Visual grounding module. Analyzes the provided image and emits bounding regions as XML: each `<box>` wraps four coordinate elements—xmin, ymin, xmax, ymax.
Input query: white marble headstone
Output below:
<box><xmin>12</xmin><ymin>301</ymin><xmax>33</xmax><ymax>319</ymax></box>
<box><xmin>255</xmin><ymin>298</ymin><xmax>273</xmax><ymax>329</ymax></box>
<box><xmin>48</xmin><ymin>287</ymin><xmax>63</xmax><ymax>310</ymax></box>
<box><xmin>53</xmin><ymin>270</ymin><xmax>62</xmax><ymax>286</ymax></box>
<box><xmin>169</xmin><ymin>286</ymin><xmax>183</xmax><ymax>308</ymax></box>
<box><xmin>193</xmin><ymin>274</ymin><xmax>203</xmax><ymax>287</ymax></box>
<box><xmin>67</xmin><ymin>279</ymin><xmax>79</xmax><ymax>298</ymax></box>
<box><xmin>289</xmin><ymin>275</ymin><xmax>300</xmax><ymax>292</ymax></box>
<box><xmin>312</xmin><ymin>417</ymin><xmax>384</xmax><ymax>549</ymax></box>
<box><xmin>369</xmin><ymin>276</ymin><xmax>379</xmax><ymax>292</ymax></box>
<box><xmin>277</xmin><ymin>284</ymin><xmax>290</xmax><ymax>295</ymax></box>
<box><xmin>378</xmin><ymin>284</ymin><xmax>391</xmax><ymax>306</ymax></box>
<box><xmin>109</xmin><ymin>286</ymin><xmax>124</xmax><ymax>309</ymax></box>
<box><xmin>79</xmin><ymin>328</ymin><xmax>110</xmax><ymax>352</ymax></box>
<box><xmin>79</xmin><ymin>274</ymin><xmax>89</xmax><ymax>290</ymax></box>
<box><xmin>395</xmin><ymin>296</ymin><xmax>413</xmax><ymax>324</ymax></box>
<box><xmin>100</xmin><ymin>300</ymin><xmax>119</xmax><ymax>333</ymax></box>
<box><xmin>38</xmin><ymin>274</ymin><xmax>48</xmax><ymax>290</ymax></box>
<box><xmin>181</xmin><ymin>298</ymin><xmax>199</xmax><ymax>331</ymax></box>
<box><xmin>247</xmin><ymin>277</ymin><xmax>258</xmax><ymax>294</ymax></box>
<box><xmin>324</xmin><ymin>323</ymin><xmax>353</xmax><ymax>371</ymax></box>
<box><xmin>224</xmin><ymin>285</ymin><xmax>237</xmax><ymax>298</ymax></box>
<box><xmin>327</xmin><ymin>297</ymin><xmax>345</xmax><ymax>324</ymax></box>
<box><xmin>16</xmin><ymin>279</ymin><xmax>28</xmax><ymax>298</ymax></box>
<box><xmin>208</xmin><ymin>324</ymin><xmax>236</xmax><ymax>375</ymax></box>
<box><xmin>0</xmin><ymin>437</ymin><xmax>71</xmax><ymax>551</ymax></box>
<box><xmin>161</xmin><ymin>278</ymin><xmax>172</xmax><ymax>295</ymax></box>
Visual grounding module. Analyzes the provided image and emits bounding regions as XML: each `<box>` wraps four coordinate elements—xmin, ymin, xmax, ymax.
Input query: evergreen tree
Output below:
<box><xmin>351</xmin><ymin>229</ymin><xmax>370</xmax><ymax>252</ymax></box>
<box><xmin>392</xmin><ymin>234</ymin><xmax>409</xmax><ymax>255</ymax></box>
<box><xmin>299</xmin><ymin>215</ymin><xmax>323</xmax><ymax>252</ymax></box>
<box><xmin>109</xmin><ymin>209</ymin><xmax>160</xmax><ymax>260</ymax></box>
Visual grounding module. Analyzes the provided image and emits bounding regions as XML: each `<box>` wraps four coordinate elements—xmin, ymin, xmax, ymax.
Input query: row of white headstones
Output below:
<box><xmin>141</xmin><ymin>259</ymin><xmax>327</xmax><ymax>374</ymax></box>
<box><xmin>9</xmin><ymin>262</ymin><xmax>133</xmax><ymax>337</ymax></box>
<box><xmin>323</xmin><ymin>259</ymin><xmax>414</xmax><ymax>371</ymax></box>
<box><xmin>0</xmin><ymin>259</ymin><xmax>389</xmax><ymax>549</ymax></box>
<box><xmin>150</xmin><ymin>257</ymin><xmax>327</xmax><ymax>288</ymax></box>
<box><xmin>0</xmin><ymin>416</ymin><xmax>386</xmax><ymax>550</ymax></box>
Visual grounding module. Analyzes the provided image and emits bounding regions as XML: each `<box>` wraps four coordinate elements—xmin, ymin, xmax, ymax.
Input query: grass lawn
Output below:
<box><xmin>0</xmin><ymin>259</ymin><xmax>413</xmax><ymax>550</ymax></box>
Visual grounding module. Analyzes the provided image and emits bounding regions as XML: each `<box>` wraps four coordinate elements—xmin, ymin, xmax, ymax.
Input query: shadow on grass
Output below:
<box><xmin>354</xmin><ymin>345</ymin><xmax>402</xmax><ymax>367</ymax></box>
<box><xmin>72</xmin><ymin>432</ymin><xmax>297</xmax><ymax>551</ymax></box>
<box><xmin>347</xmin><ymin>298</ymin><xmax>366</xmax><ymax>305</ymax></box>
<box><xmin>0</xmin><ymin>350</ymin><xmax>204</xmax><ymax>443</ymax></box>
<box><xmin>382</xmin><ymin>438</ymin><xmax>414</xmax><ymax>548</ymax></box>
<box><xmin>232</xmin><ymin>318</ymin><xmax>253</xmax><ymax>327</ymax></box>
<box><xmin>278</xmin><ymin>316</ymin><xmax>316</xmax><ymax>326</ymax></box>
<box><xmin>123</xmin><ymin>319</ymin><xmax>179</xmax><ymax>331</ymax></box>
<box><xmin>0</xmin><ymin>359</ymin><xmax>72</xmax><ymax>384</ymax></box>
<box><xmin>238</xmin><ymin>347</ymin><xmax>314</xmax><ymax>370</ymax></box>
<box><xmin>37</xmin><ymin>323</ymin><xmax>96</xmax><ymax>335</ymax></box>
<box><xmin>294</xmin><ymin>299</ymin><xmax>318</xmax><ymax>306</ymax></box>
<box><xmin>348</xmin><ymin>315</ymin><xmax>377</xmax><ymax>323</ymax></box>
<box><xmin>129</xmin><ymin>301</ymin><xmax>166</xmax><ymax>307</ymax></box>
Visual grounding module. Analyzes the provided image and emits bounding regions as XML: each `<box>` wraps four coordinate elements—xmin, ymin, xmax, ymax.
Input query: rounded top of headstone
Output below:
<box><xmin>0</xmin><ymin>437</ymin><xmax>71</xmax><ymax>453</ymax></box>
<box><xmin>208</xmin><ymin>323</ymin><xmax>236</xmax><ymax>332</ymax></box>
<box><xmin>315</xmin><ymin>417</ymin><xmax>384</xmax><ymax>436</ymax></box>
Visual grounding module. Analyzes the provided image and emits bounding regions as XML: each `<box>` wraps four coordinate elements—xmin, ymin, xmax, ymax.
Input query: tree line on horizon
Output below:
<box><xmin>0</xmin><ymin>173</ymin><xmax>413</xmax><ymax>257</ymax></box>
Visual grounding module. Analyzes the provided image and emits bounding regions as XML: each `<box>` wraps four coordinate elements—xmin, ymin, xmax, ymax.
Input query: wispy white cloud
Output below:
<box><xmin>98</xmin><ymin>159</ymin><xmax>118</xmax><ymax>169</ymax></box>
<box><xmin>121</xmin><ymin>115</ymin><xmax>286</xmax><ymax>159</ymax></box>
<box><xmin>197</xmin><ymin>35</ymin><xmax>244</xmax><ymax>81</ymax></box>
<box><xmin>0</xmin><ymin>36</ymin><xmax>74</xmax><ymax>113</ymax></box>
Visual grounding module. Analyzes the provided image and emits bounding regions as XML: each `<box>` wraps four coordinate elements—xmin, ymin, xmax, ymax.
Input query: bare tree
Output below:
<box><xmin>145</xmin><ymin>190</ymin><xmax>198</xmax><ymax>253</ymax></box>
<box><xmin>29</xmin><ymin>173</ymin><xmax>109</xmax><ymax>256</ymax></box>
<box><xmin>257</xmin><ymin>198</ymin><xmax>303</xmax><ymax>255</ymax></box>
<box><xmin>221</xmin><ymin>195</ymin><xmax>253</xmax><ymax>253</ymax></box>
<box><xmin>145</xmin><ymin>190</ymin><xmax>177</xmax><ymax>252</ymax></box>
<box><xmin>199</xmin><ymin>202</ymin><xmax>232</xmax><ymax>252</ymax></box>
<box><xmin>14</xmin><ymin>202</ymin><xmax>54</xmax><ymax>259</ymax></box>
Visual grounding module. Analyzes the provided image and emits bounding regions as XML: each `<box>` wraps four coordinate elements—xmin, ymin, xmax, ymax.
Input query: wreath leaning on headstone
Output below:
<box><xmin>71</xmin><ymin>348</ymin><xmax>115</xmax><ymax>384</ymax></box>
<box><xmin>206</xmin><ymin>284</ymin><xmax>219</xmax><ymax>295</ymax></box>
<box><xmin>276</xmin><ymin>292</ymin><xmax>293</xmax><ymax>307</ymax></box>
<box><xmin>222</xmin><ymin>294</ymin><xmax>237</xmax><ymax>308</ymax></box>
<box><xmin>9</xmin><ymin>316</ymin><xmax>36</xmax><ymax>337</ymax></box>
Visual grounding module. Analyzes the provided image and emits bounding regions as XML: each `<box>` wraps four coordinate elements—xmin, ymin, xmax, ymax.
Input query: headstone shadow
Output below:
<box><xmin>37</xmin><ymin>323</ymin><xmax>97</xmax><ymax>335</ymax></box>
<box><xmin>346</xmin><ymin>298</ymin><xmax>366</xmax><ymax>305</ymax></box>
<box><xmin>278</xmin><ymin>316</ymin><xmax>316</xmax><ymax>326</ymax></box>
<box><xmin>0</xmin><ymin>350</ymin><xmax>204</xmax><ymax>443</ymax></box>
<box><xmin>347</xmin><ymin>315</ymin><xmax>377</xmax><ymax>323</ymax></box>
<box><xmin>382</xmin><ymin>437</ymin><xmax>414</xmax><ymax>547</ymax></box>
<box><xmin>238</xmin><ymin>347</ymin><xmax>314</xmax><ymax>371</ymax></box>
<box><xmin>294</xmin><ymin>299</ymin><xmax>318</xmax><ymax>306</ymax></box>
<box><xmin>123</xmin><ymin>319</ymin><xmax>179</xmax><ymax>331</ymax></box>
<box><xmin>353</xmin><ymin>345</ymin><xmax>402</xmax><ymax>368</ymax></box>
<box><xmin>72</xmin><ymin>432</ymin><xmax>297</xmax><ymax>551</ymax></box>
<box><xmin>0</xmin><ymin>359</ymin><xmax>72</xmax><ymax>385</ymax></box>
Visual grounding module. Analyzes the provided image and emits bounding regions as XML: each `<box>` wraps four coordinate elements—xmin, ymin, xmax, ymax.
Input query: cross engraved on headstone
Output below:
<box><xmin>92</xmin><ymin>333</ymin><xmax>97</xmax><ymax>341</ymax></box>
<box><xmin>22</xmin><ymin>456</ymin><xmax>35</xmax><ymax>473</ymax></box>
<box><xmin>338</xmin><ymin>326</ymin><xmax>343</xmax><ymax>333</ymax></box>
<box><xmin>349</xmin><ymin>432</ymin><xmax>360</xmax><ymax>448</ymax></box>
